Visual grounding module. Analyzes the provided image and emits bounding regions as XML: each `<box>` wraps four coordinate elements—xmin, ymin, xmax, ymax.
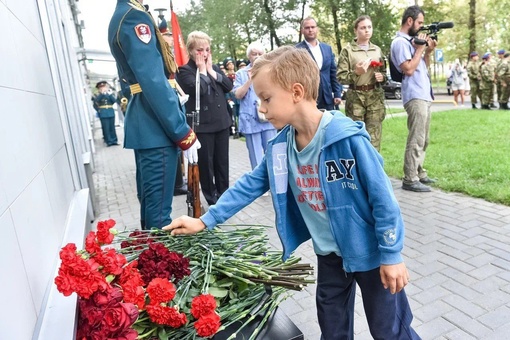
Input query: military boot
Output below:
<box><xmin>472</xmin><ymin>103</ymin><xmax>477</xmax><ymax>109</ymax></box>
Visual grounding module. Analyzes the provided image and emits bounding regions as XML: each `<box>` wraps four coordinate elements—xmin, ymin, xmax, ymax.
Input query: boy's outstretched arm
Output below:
<box><xmin>163</xmin><ymin>216</ymin><xmax>206</xmax><ymax>235</ymax></box>
<box><xmin>380</xmin><ymin>263</ymin><xmax>410</xmax><ymax>294</ymax></box>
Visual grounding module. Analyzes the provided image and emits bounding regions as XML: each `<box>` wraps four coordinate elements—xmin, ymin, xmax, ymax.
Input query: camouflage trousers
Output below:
<box><xmin>501</xmin><ymin>83</ymin><xmax>510</xmax><ymax>103</ymax></box>
<box><xmin>345</xmin><ymin>88</ymin><xmax>386</xmax><ymax>151</ymax></box>
<box><xmin>480</xmin><ymin>82</ymin><xmax>493</xmax><ymax>105</ymax></box>
<box><xmin>469</xmin><ymin>79</ymin><xmax>481</xmax><ymax>104</ymax></box>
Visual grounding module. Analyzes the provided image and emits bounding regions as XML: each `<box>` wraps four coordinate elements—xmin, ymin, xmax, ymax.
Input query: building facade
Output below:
<box><xmin>0</xmin><ymin>0</ymin><xmax>95</xmax><ymax>338</ymax></box>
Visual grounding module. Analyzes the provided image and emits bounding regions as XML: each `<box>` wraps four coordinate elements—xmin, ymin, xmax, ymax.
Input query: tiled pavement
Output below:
<box><xmin>92</xmin><ymin>121</ymin><xmax>510</xmax><ymax>339</ymax></box>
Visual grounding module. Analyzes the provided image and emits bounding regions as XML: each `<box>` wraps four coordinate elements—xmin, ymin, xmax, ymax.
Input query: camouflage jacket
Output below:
<box><xmin>466</xmin><ymin>60</ymin><xmax>480</xmax><ymax>80</ymax></box>
<box><xmin>337</xmin><ymin>40</ymin><xmax>386</xmax><ymax>86</ymax></box>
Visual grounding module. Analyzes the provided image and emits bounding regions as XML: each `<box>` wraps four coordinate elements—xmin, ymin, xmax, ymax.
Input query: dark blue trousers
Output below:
<box><xmin>100</xmin><ymin>117</ymin><xmax>118</xmax><ymax>146</ymax></box>
<box><xmin>136</xmin><ymin>146</ymin><xmax>178</xmax><ymax>229</ymax></box>
<box><xmin>317</xmin><ymin>253</ymin><xmax>421</xmax><ymax>340</ymax></box>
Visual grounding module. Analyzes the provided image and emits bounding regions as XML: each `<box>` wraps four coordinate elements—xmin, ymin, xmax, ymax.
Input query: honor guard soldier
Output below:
<box><xmin>480</xmin><ymin>53</ymin><xmax>495</xmax><ymax>110</ymax></box>
<box><xmin>497</xmin><ymin>52</ymin><xmax>510</xmax><ymax>110</ymax></box>
<box><xmin>108</xmin><ymin>0</ymin><xmax>201</xmax><ymax>229</ymax></box>
<box><xmin>496</xmin><ymin>49</ymin><xmax>506</xmax><ymax>108</ymax></box>
<box><xmin>467</xmin><ymin>52</ymin><xmax>481</xmax><ymax>109</ymax></box>
<box><xmin>94</xmin><ymin>81</ymin><xmax>119</xmax><ymax>146</ymax></box>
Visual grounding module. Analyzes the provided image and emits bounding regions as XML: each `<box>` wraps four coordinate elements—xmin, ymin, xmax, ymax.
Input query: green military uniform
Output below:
<box><xmin>498</xmin><ymin>54</ymin><xmax>510</xmax><ymax>109</ymax></box>
<box><xmin>495</xmin><ymin>53</ymin><xmax>505</xmax><ymax>106</ymax></box>
<box><xmin>466</xmin><ymin>52</ymin><xmax>481</xmax><ymax>108</ymax></box>
<box><xmin>480</xmin><ymin>55</ymin><xmax>495</xmax><ymax>109</ymax></box>
<box><xmin>337</xmin><ymin>40</ymin><xmax>386</xmax><ymax>151</ymax></box>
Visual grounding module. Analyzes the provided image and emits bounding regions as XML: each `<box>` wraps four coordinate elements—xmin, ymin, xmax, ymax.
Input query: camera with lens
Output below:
<box><xmin>414</xmin><ymin>22</ymin><xmax>454</xmax><ymax>46</ymax></box>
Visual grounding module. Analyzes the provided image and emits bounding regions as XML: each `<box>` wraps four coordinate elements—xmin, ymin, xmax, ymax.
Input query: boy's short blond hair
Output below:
<box><xmin>251</xmin><ymin>46</ymin><xmax>319</xmax><ymax>102</ymax></box>
<box><xmin>186</xmin><ymin>31</ymin><xmax>211</xmax><ymax>56</ymax></box>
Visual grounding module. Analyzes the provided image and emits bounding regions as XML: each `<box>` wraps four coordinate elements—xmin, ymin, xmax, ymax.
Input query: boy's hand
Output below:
<box><xmin>380</xmin><ymin>263</ymin><xmax>410</xmax><ymax>294</ymax></box>
<box><xmin>162</xmin><ymin>216</ymin><xmax>206</xmax><ymax>235</ymax></box>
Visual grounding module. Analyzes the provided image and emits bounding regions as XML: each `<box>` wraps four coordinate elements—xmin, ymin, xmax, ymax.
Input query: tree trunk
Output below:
<box><xmin>469</xmin><ymin>0</ymin><xmax>476</xmax><ymax>54</ymax></box>
<box><xmin>298</xmin><ymin>0</ymin><xmax>307</xmax><ymax>42</ymax></box>
<box><xmin>331</xmin><ymin>5</ymin><xmax>342</xmax><ymax>55</ymax></box>
<box><xmin>263</xmin><ymin>0</ymin><xmax>281</xmax><ymax>48</ymax></box>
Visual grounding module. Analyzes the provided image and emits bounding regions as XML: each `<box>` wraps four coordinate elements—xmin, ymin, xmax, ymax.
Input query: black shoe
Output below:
<box><xmin>173</xmin><ymin>185</ymin><xmax>188</xmax><ymax>196</ymax></box>
<box><xmin>472</xmin><ymin>104</ymin><xmax>477</xmax><ymax>109</ymax></box>
<box><xmin>490</xmin><ymin>103</ymin><xmax>497</xmax><ymax>108</ymax></box>
<box><xmin>402</xmin><ymin>181</ymin><xmax>431</xmax><ymax>192</ymax></box>
<box><xmin>419</xmin><ymin>177</ymin><xmax>436</xmax><ymax>184</ymax></box>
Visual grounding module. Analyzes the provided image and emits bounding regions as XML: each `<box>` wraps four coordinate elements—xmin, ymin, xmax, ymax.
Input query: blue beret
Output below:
<box><xmin>482</xmin><ymin>53</ymin><xmax>490</xmax><ymax>59</ymax></box>
<box><xmin>498</xmin><ymin>49</ymin><xmax>506</xmax><ymax>55</ymax></box>
<box><xmin>469</xmin><ymin>51</ymin><xmax>478</xmax><ymax>57</ymax></box>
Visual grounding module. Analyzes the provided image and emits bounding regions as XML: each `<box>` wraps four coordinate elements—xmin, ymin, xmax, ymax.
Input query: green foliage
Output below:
<box><xmin>175</xmin><ymin>0</ymin><xmax>509</xmax><ymax>67</ymax></box>
<box><xmin>310</xmin><ymin>0</ymin><xmax>397</xmax><ymax>55</ymax></box>
<box><xmin>381</xmin><ymin>109</ymin><xmax>510</xmax><ymax>205</ymax></box>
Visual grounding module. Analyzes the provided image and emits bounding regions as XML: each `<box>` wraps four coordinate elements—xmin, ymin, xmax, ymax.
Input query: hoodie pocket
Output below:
<box><xmin>329</xmin><ymin>205</ymin><xmax>378</xmax><ymax>259</ymax></box>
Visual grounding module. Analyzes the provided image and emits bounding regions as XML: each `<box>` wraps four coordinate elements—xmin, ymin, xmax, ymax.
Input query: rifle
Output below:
<box><xmin>186</xmin><ymin>69</ymin><xmax>202</xmax><ymax>218</ymax></box>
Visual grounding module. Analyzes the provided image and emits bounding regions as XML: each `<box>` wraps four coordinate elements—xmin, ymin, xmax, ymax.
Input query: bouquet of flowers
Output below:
<box><xmin>55</xmin><ymin>219</ymin><xmax>314</xmax><ymax>340</ymax></box>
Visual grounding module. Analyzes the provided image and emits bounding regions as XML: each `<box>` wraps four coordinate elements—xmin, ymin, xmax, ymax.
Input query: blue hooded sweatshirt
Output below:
<box><xmin>201</xmin><ymin>111</ymin><xmax>405</xmax><ymax>273</ymax></box>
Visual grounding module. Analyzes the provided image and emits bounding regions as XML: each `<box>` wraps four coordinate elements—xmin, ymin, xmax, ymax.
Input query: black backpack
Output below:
<box><xmin>389</xmin><ymin>36</ymin><xmax>412</xmax><ymax>83</ymax></box>
<box><xmin>389</xmin><ymin>55</ymin><xmax>403</xmax><ymax>83</ymax></box>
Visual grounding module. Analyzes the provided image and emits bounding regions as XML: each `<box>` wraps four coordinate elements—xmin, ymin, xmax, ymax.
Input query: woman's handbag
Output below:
<box><xmin>255</xmin><ymin>99</ymin><xmax>268</xmax><ymax>123</ymax></box>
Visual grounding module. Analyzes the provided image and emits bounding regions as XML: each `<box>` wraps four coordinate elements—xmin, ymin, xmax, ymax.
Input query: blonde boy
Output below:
<box><xmin>165</xmin><ymin>47</ymin><xmax>420</xmax><ymax>340</ymax></box>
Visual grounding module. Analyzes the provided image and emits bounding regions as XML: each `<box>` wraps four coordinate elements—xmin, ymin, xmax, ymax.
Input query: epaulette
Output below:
<box><xmin>128</xmin><ymin>0</ymin><xmax>146</xmax><ymax>12</ymax></box>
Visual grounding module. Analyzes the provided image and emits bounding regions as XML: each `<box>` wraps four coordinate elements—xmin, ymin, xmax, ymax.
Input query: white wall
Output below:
<box><xmin>0</xmin><ymin>0</ymin><xmax>93</xmax><ymax>338</ymax></box>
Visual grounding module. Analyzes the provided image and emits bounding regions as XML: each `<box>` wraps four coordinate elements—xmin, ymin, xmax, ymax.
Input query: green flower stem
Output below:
<box><xmin>213</xmin><ymin>267</ymin><xmax>256</xmax><ymax>285</ymax></box>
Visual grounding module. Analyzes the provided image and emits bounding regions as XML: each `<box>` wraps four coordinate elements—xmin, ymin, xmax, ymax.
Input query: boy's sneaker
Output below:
<box><xmin>402</xmin><ymin>181</ymin><xmax>431</xmax><ymax>192</ymax></box>
<box><xmin>419</xmin><ymin>177</ymin><xmax>436</xmax><ymax>184</ymax></box>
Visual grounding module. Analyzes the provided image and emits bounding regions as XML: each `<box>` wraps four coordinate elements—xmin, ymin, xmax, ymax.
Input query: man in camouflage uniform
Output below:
<box><xmin>497</xmin><ymin>52</ymin><xmax>510</xmax><ymax>110</ymax></box>
<box><xmin>495</xmin><ymin>49</ymin><xmax>506</xmax><ymax>109</ymax></box>
<box><xmin>480</xmin><ymin>53</ymin><xmax>495</xmax><ymax>110</ymax></box>
<box><xmin>466</xmin><ymin>51</ymin><xmax>481</xmax><ymax>109</ymax></box>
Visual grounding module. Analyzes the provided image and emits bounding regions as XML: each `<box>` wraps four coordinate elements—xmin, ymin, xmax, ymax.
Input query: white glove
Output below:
<box><xmin>183</xmin><ymin>139</ymin><xmax>201</xmax><ymax>164</ymax></box>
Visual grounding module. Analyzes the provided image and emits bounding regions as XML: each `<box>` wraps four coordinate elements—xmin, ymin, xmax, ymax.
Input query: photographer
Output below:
<box><xmin>390</xmin><ymin>5</ymin><xmax>437</xmax><ymax>192</ymax></box>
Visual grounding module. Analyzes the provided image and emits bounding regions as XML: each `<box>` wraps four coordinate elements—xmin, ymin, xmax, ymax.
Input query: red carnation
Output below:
<box><xmin>121</xmin><ymin>282</ymin><xmax>146</xmax><ymax>310</ymax></box>
<box><xmin>370</xmin><ymin>60</ymin><xmax>383</xmax><ymax>68</ymax></box>
<box><xmin>166</xmin><ymin>307</ymin><xmax>188</xmax><ymax>328</ymax></box>
<box><xmin>85</xmin><ymin>231</ymin><xmax>101</xmax><ymax>254</ymax></box>
<box><xmin>194</xmin><ymin>312</ymin><xmax>221</xmax><ymax>337</ymax></box>
<box><xmin>59</xmin><ymin>243</ymin><xmax>77</xmax><ymax>262</ymax></box>
<box><xmin>96</xmin><ymin>248</ymin><xmax>127</xmax><ymax>276</ymax></box>
<box><xmin>191</xmin><ymin>294</ymin><xmax>217</xmax><ymax>319</ymax></box>
<box><xmin>96</xmin><ymin>219</ymin><xmax>116</xmax><ymax>245</ymax></box>
<box><xmin>146</xmin><ymin>278</ymin><xmax>176</xmax><ymax>304</ymax></box>
<box><xmin>137</xmin><ymin>242</ymin><xmax>190</xmax><ymax>285</ymax></box>
<box><xmin>118</xmin><ymin>261</ymin><xmax>144</xmax><ymax>287</ymax></box>
<box><xmin>120</xmin><ymin>230</ymin><xmax>154</xmax><ymax>250</ymax></box>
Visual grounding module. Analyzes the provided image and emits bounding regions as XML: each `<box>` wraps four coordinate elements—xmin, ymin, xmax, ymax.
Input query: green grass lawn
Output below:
<box><xmin>380</xmin><ymin>109</ymin><xmax>510</xmax><ymax>206</ymax></box>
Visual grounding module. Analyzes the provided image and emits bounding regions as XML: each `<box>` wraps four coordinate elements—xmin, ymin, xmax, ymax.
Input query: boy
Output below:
<box><xmin>164</xmin><ymin>47</ymin><xmax>420</xmax><ymax>339</ymax></box>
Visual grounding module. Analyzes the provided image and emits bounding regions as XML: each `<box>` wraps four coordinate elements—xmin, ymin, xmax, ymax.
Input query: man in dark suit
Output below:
<box><xmin>296</xmin><ymin>17</ymin><xmax>343</xmax><ymax>110</ymax></box>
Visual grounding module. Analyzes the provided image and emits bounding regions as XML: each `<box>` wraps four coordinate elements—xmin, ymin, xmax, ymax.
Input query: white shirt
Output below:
<box><xmin>305</xmin><ymin>40</ymin><xmax>323</xmax><ymax>70</ymax></box>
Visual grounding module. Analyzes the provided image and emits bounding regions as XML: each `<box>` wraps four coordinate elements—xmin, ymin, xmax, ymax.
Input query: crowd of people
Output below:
<box><xmin>104</xmin><ymin>0</ymin><xmax>487</xmax><ymax>338</ymax></box>
<box><xmin>466</xmin><ymin>49</ymin><xmax>510</xmax><ymax>110</ymax></box>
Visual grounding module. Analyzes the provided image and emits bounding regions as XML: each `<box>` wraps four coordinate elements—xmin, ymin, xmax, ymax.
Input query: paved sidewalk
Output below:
<box><xmin>92</xmin><ymin>123</ymin><xmax>510</xmax><ymax>339</ymax></box>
